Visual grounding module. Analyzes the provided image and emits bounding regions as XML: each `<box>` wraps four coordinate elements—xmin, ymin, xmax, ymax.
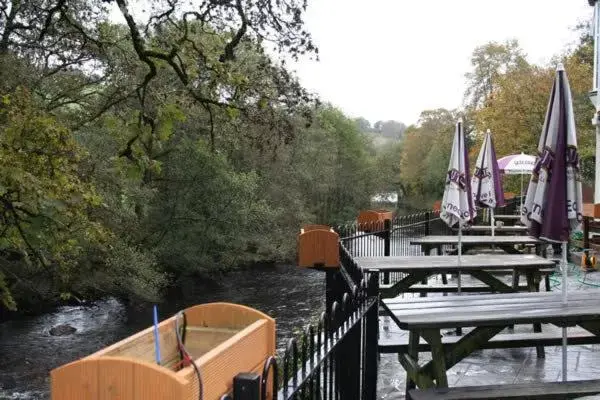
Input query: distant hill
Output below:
<box><xmin>354</xmin><ymin>117</ymin><xmax>406</xmax><ymax>147</ymax></box>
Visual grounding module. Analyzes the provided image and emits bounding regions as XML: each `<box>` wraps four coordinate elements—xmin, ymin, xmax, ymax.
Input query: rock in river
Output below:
<box><xmin>49</xmin><ymin>324</ymin><xmax>76</xmax><ymax>336</ymax></box>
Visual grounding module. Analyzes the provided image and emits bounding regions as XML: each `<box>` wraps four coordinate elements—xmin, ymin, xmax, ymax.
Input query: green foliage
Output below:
<box><xmin>144</xmin><ymin>140</ymin><xmax>279</xmax><ymax>274</ymax></box>
<box><xmin>0</xmin><ymin>88</ymin><xmax>106</xmax><ymax>309</ymax></box>
<box><xmin>0</xmin><ymin>1</ymin><xmax>382</xmax><ymax>313</ymax></box>
<box><xmin>400</xmin><ymin>108</ymin><xmax>458</xmax><ymax>200</ymax></box>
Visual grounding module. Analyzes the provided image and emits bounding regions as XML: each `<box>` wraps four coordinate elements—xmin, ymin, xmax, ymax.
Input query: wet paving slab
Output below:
<box><xmin>376</xmin><ymin>263</ymin><xmax>600</xmax><ymax>399</ymax></box>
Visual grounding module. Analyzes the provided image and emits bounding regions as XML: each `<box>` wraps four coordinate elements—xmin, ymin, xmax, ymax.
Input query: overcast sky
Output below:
<box><xmin>286</xmin><ymin>0</ymin><xmax>594</xmax><ymax>126</ymax></box>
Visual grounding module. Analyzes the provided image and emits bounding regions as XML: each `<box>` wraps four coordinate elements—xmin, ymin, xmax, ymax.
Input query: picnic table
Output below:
<box><xmin>387</xmin><ymin>291</ymin><xmax>600</xmax><ymax>396</ymax></box>
<box><xmin>410</xmin><ymin>235</ymin><xmax>545</xmax><ymax>256</ymax></box>
<box><xmin>356</xmin><ymin>254</ymin><xmax>555</xmax><ymax>299</ymax></box>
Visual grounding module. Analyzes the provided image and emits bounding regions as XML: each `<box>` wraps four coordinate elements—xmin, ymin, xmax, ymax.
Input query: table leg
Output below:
<box><xmin>405</xmin><ymin>330</ymin><xmax>420</xmax><ymax>396</ymax></box>
<box><xmin>381</xmin><ymin>271</ymin><xmax>431</xmax><ymax>299</ymax></box>
<box><xmin>469</xmin><ymin>270</ymin><xmax>515</xmax><ymax>293</ymax></box>
<box><xmin>509</xmin><ymin>271</ymin><xmax>519</xmax><ymax>330</ymax></box>
<box><xmin>419</xmin><ymin>325</ymin><xmax>505</xmax><ymax>377</ymax></box>
<box><xmin>423</xmin><ymin>244</ymin><xmax>431</xmax><ymax>256</ymax></box>
<box><xmin>579</xmin><ymin>320</ymin><xmax>600</xmax><ymax>336</ymax></box>
<box><xmin>422</xmin><ymin>329</ymin><xmax>448</xmax><ymax>388</ymax></box>
<box><xmin>526</xmin><ymin>271</ymin><xmax>545</xmax><ymax>358</ymax></box>
<box><xmin>497</xmin><ymin>244</ymin><xmax>522</xmax><ymax>254</ymax></box>
<box><xmin>535</xmin><ymin>243</ymin><xmax>547</xmax><ymax>257</ymax></box>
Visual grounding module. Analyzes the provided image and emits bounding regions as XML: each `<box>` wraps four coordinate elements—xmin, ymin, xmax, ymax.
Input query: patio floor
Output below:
<box><xmin>376</xmin><ymin>263</ymin><xmax>600</xmax><ymax>399</ymax></box>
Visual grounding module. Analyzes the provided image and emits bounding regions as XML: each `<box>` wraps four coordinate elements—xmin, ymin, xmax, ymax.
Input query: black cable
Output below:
<box><xmin>176</xmin><ymin>311</ymin><xmax>203</xmax><ymax>400</ymax></box>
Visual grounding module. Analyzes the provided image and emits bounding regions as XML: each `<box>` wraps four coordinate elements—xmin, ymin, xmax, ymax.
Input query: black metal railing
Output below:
<box><xmin>336</xmin><ymin>211</ymin><xmax>454</xmax><ymax>259</ymax></box>
<box><xmin>225</xmin><ymin>270</ymin><xmax>380</xmax><ymax>400</ymax></box>
<box><xmin>334</xmin><ymin>197</ymin><xmax>522</xmax><ymax>288</ymax></box>
<box><xmin>224</xmin><ymin>198</ymin><xmax>525</xmax><ymax>400</ymax></box>
<box><xmin>274</xmin><ymin>271</ymin><xmax>379</xmax><ymax>400</ymax></box>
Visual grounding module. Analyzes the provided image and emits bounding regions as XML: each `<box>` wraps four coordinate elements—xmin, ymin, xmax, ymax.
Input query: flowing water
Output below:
<box><xmin>0</xmin><ymin>264</ymin><xmax>325</xmax><ymax>399</ymax></box>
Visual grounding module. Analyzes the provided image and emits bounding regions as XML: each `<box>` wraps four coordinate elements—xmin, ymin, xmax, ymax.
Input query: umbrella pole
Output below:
<box><xmin>456</xmin><ymin>224</ymin><xmax>463</xmax><ymax>336</ymax></box>
<box><xmin>520</xmin><ymin>172</ymin><xmax>524</xmax><ymax>214</ymax></box>
<box><xmin>561</xmin><ymin>241</ymin><xmax>568</xmax><ymax>382</ymax></box>
<box><xmin>458</xmin><ymin>225</ymin><xmax>462</xmax><ymax>294</ymax></box>
<box><xmin>491</xmin><ymin>209</ymin><xmax>495</xmax><ymax>237</ymax></box>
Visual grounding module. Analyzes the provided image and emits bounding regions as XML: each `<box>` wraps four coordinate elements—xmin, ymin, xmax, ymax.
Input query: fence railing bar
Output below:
<box><xmin>276</xmin><ymin>298</ymin><xmax>378</xmax><ymax>399</ymax></box>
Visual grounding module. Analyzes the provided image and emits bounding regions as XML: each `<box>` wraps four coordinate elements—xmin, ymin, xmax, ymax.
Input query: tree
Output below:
<box><xmin>354</xmin><ymin>117</ymin><xmax>372</xmax><ymax>132</ymax></box>
<box><xmin>0</xmin><ymin>88</ymin><xmax>106</xmax><ymax>309</ymax></box>
<box><xmin>399</xmin><ymin>109</ymin><xmax>457</xmax><ymax>202</ymax></box>
<box><xmin>374</xmin><ymin>120</ymin><xmax>406</xmax><ymax>139</ymax></box>
<box><xmin>472</xmin><ymin>29</ymin><xmax>596</xmax><ymax>190</ymax></box>
<box><xmin>465</xmin><ymin>39</ymin><xmax>528</xmax><ymax>108</ymax></box>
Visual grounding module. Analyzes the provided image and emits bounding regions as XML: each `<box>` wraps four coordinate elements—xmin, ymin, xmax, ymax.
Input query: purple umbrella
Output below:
<box><xmin>521</xmin><ymin>64</ymin><xmax>583</xmax><ymax>382</ymax></box>
<box><xmin>497</xmin><ymin>152</ymin><xmax>536</xmax><ymax>211</ymax></box>
<box><xmin>472</xmin><ymin>129</ymin><xmax>505</xmax><ymax>235</ymax></box>
<box><xmin>441</xmin><ymin>119</ymin><xmax>476</xmax><ymax>293</ymax></box>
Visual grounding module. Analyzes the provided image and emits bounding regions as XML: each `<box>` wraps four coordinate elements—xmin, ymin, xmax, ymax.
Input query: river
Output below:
<box><xmin>0</xmin><ymin>264</ymin><xmax>326</xmax><ymax>399</ymax></box>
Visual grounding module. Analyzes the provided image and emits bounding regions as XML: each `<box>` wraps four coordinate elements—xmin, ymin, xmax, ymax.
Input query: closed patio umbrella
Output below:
<box><xmin>472</xmin><ymin>129</ymin><xmax>505</xmax><ymax>236</ymax></box>
<box><xmin>521</xmin><ymin>64</ymin><xmax>583</xmax><ymax>382</ymax></box>
<box><xmin>441</xmin><ymin>119</ymin><xmax>476</xmax><ymax>294</ymax></box>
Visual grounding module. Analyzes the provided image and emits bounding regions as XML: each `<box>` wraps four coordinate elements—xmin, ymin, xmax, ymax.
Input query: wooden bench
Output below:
<box><xmin>380</xmin><ymin>267</ymin><xmax>555</xmax><ymax>294</ymax></box>
<box><xmin>379</xmin><ymin>326</ymin><xmax>600</xmax><ymax>353</ymax></box>
<box><xmin>410</xmin><ymin>235</ymin><xmax>545</xmax><ymax>256</ymax></box>
<box><xmin>381</xmin><ymin>283</ymin><xmax>539</xmax><ymax>294</ymax></box>
<box><xmin>408</xmin><ymin>379</ymin><xmax>600</xmax><ymax>399</ymax></box>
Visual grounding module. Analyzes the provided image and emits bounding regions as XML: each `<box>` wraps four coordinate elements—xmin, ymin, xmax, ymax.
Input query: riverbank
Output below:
<box><xmin>0</xmin><ymin>259</ymin><xmax>294</xmax><ymax>324</ymax></box>
<box><xmin>0</xmin><ymin>263</ymin><xmax>325</xmax><ymax>399</ymax></box>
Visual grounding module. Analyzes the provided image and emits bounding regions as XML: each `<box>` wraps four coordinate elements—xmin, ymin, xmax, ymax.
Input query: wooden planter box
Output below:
<box><xmin>584</xmin><ymin>203</ymin><xmax>600</xmax><ymax>218</ymax></box>
<box><xmin>357</xmin><ymin>209</ymin><xmax>393</xmax><ymax>233</ymax></box>
<box><xmin>51</xmin><ymin>303</ymin><xmax>275</xmax><ymax>400</ymax></box>
<box><xmin>298</xmin><ymin>225</ymin><xmax>339</xmax><ymax>268</ymax></box>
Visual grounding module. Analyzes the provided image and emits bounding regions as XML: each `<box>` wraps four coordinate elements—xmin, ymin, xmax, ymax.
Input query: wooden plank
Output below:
<box><xmin>467</xmin><ymin>270</ymin><xmax>515</xmax><ymax>293</ymax></box>
<box><xmin>379</xmin><ymin>327</ymin><xmax>600</xmax><ymax>353</ymax></box>
<box><xmin>405</xmin><ymin>330</ymin><xmax>422</xmax><ymax>392</ymax></box>
<box><xmin>410</xmin><ymin>235</ymin><xmax>542</xmax><ymax>246</ymax></box>
<box><xmin>395</xmin><ymin>300</ymin><xmax>600</xmax><ymax>329</ymax></box>
<box><xmin>419</xmin><ymin>325</ymin><xmax>505</xmax><ymax>375</ymax></box>
<box><xmin>384</xmin><ymin>290</ymin><xmax>560</xmax><ymax>306</ymax></box>
<box><xmin>389</xmin><ymin>296</ymin><xmax>600</xmax><ymax>319</ymax></box>
<box><xmin>526</xmin><ymin>272</ymin><xmax>545</xmax><ymax>357</ymax></box>
<box><xmin>408</xmin><ymin>379</ymin><xmax>600</xmax><ymax>400</ymax></box>
<box><xmin>51</xmin><ymin>359</ymin><xmax>99</xmax><ymax>400</ymax></box>
<box><xmin>99</xmin><ymin>360</ymin><xmax>134</xmax><ymax>400</ymax></box>
<box><xmin>421</xmin><ymin>329</ymin><xmax>448</xmax><ymax>387</ymax></box>
<box><xmin>455</xmin><ymin>225</ymin><xmax>528</xmax><ymax>232</ymax></box>
<box><xmin>381</xmin><ymin>270</ymin><xmax>432</xmax><ymax>298</ymax></box>
<box><xmin>399</xmin><ymin>354</ymin><xmax>435</xmax><ymax>390</ymax></box>
<box><xmin>357</xmin><ymin>254</ymin><xmax>555</xmax><ymax>271</ymax></box>
<box><xmin>395</xmin><ymin>284</ymin><xmax>531</xmax><ymax>294</ymax></box>
<box><xmin>583</xmin><ymin>203</ymin><xmax>600</xmax><ymax>218</ymax></box>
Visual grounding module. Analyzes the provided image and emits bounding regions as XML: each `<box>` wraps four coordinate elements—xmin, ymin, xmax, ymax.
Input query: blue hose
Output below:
<box><xmin>547</xmin><ymin>260</ymin><xmax>600</xmax><ymax>289</ymax></box>
<box><xmin>153</xmin><ymin>305</ymin><xmax>161</xmax><ymax>365</ymax></box>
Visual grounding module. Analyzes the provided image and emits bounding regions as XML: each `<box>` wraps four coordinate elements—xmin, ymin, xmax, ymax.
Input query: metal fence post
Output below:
<box><xmin>325</xmin><ymin>270</ymin><xmax>337</xmax><ymax>314</ymax></box>
<box><xmin>383</xmin><ymin>219</ymin><xmax>391</xmax><ymax>285</ymax></box>
<box><xmin>363</xmin><ymin>270</ymin><xmax>379</xmax><ymax>400</ymax></box>
<box><xmin>233</xmin><ymin>373</ymin><xmax>261</xmax><ymax>400</ymax></box>
<box><xmin>384</xmin><ymin>218</ymin><xmax>391</xmax><ymax>257</ymax></box>
<box><xmin>425</xmin><ymin>211</ymin><xmax>431</xmax><ymax>236</ymax></box>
